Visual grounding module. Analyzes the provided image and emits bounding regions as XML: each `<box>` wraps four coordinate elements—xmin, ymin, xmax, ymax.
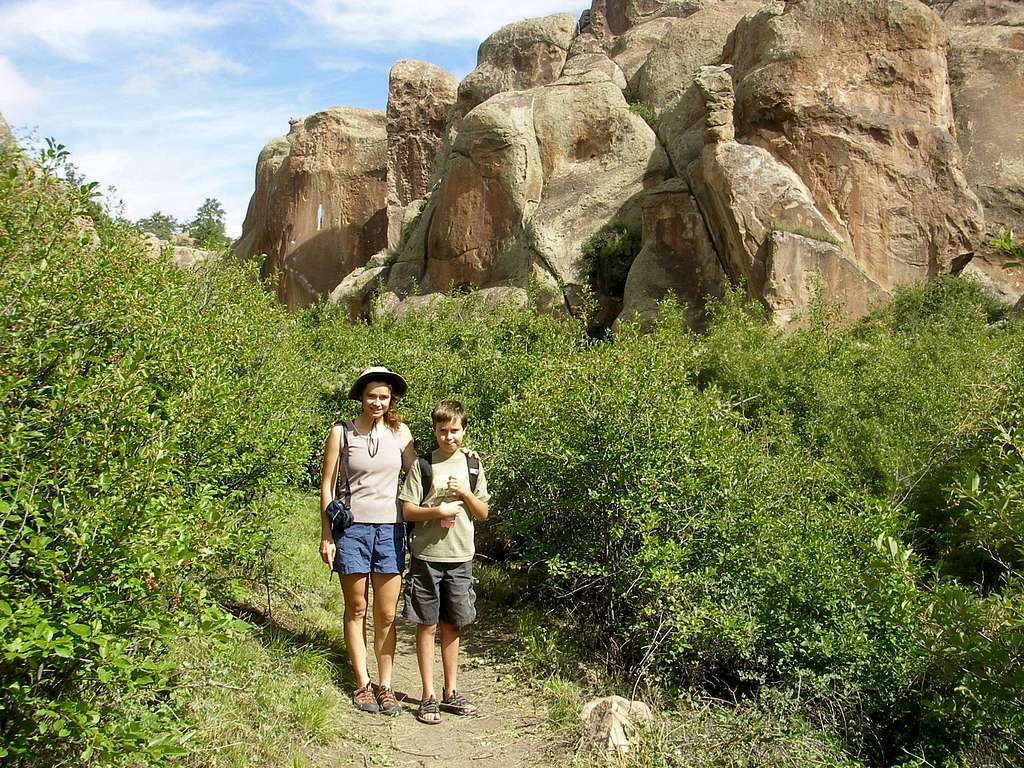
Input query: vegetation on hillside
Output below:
<box><xmin>2</xmin><ymin>144</ymin><xmax>1022</xmax><ymax>767</ymax></box>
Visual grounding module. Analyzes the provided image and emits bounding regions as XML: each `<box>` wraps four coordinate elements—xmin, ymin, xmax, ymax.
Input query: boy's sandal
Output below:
<box><xmin>376</xmin><ymin>685</ymin><xmax>401</xmax><ymax>717</ymax></box>
<box><xmin>352</xmin><ymin>683</ymin><xmax>380</xmax><ymax>713</ymax></box>
<box><xmin>416</xmin><ymin>695</ymin><xmax>442</xmax><ymax>725</ymax></box>
<box><xmin>441</xmin><ymin>690</ymin><xmax>477</xmax><ymax>716</ymax></box>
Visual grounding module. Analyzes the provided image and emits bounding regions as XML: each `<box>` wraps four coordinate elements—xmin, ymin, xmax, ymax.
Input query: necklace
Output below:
<box><xmin>367</xmin><ymin>424</ymin><xmax>380</xmax><ymax>458</ymax></box>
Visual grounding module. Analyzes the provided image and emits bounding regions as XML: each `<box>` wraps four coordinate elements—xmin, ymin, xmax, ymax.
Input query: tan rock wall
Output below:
<box><xmin>235</xmin><ymin>108</ymin><xmax>387</xmax><ymax>309</ymax></box>
<box><xmin>386</xmin><ymin>60</ymin><xmax>458</xmax><ymax>248</ymax></box>
<box><xmin>724</xmin><ymin>0</ymin><xmax>983</xmax><ymax>292</ymax></box>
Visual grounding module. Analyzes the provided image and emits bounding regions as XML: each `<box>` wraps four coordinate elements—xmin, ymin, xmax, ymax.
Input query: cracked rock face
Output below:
<box><xmin>386</xmin><ymin>59</ymin><xmax>458</xmax><ymax>249</ymax></box>
<box><xmin>723</xmin><ymin>0</ymin><xmax>983</xmax><ymax>295</ymax></box>
<box><xmin>390</xmin><ymin>75</ymin><xmax>669</xmax><ymax>307</ymax></box>
<box><xmin>938</xmin><ymin>0</ymin><xmax>1024</xmax><ymax>302</ymax></box>
<box><xmin>234</xmin><ymin>107</ymin><xmax>387</xmax><ymax>309</ymax></box>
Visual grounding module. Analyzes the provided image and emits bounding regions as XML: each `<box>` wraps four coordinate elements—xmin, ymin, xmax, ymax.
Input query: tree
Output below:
<box><xmin>188</xmin><ymin>198</ymin><xmax>229</xmax><ymax>250</ymax></box>
<box><xmin>136</xmin><ymin>211</ymin><xmax>180</xmax><ymax>241</ymax></box>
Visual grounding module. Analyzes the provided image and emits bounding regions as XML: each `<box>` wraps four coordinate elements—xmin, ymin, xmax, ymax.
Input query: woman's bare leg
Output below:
<box><xmin>370</xmin><ymin>572</ymin><xmax>402</xmax><ymax>688</ymax></box>
<box><xmin>341</xmin><ymin>574</ymin><xmax>370</xmax><ymax>686</ymax></box>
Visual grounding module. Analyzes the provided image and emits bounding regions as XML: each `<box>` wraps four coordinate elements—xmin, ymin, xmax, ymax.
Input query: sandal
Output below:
<box><xmin>376</xmin><ymin>685</ymin><xmax>401</xmax><ymax>717</ymax></box>
<box><xmin>416</xmin><ymin>695</ymin><xmax>442</xmax><ymax>725</ymax></box>
<box><xmin>441</xmin><ymin>690</ymin><xmax>477</xmax><ymax>716</ymax></box>
<box><xmin>352</xmin><ymin>683</ymin><xmax>380</xmax><ymax>713</ymax></box>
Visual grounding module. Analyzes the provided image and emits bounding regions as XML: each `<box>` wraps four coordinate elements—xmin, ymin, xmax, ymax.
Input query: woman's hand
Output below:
<box><xmin>460</xmin><ymin>447</ymin><xmax>480</xmax><ymax>460</ymax></box>
<box><xmin>319</xmin><ymin>536</ymin><xmax>336</xmax><ymax>567</ymax></box>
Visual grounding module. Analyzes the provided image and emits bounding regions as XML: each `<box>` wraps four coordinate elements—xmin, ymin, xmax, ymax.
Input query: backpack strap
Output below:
<box><xmin>466</xmin><ymin>453</ymin><xmax>480</xmax><ymax>493</ymax></box>
<box><xmin>333</xmin><ymin>420</ymin><xmax>353</xmax><ymax>503</ymax></box>
<box><xmin>417</xmin><ymin>453</ymin><xmax>434</xmax><ymax>505</ymax></box>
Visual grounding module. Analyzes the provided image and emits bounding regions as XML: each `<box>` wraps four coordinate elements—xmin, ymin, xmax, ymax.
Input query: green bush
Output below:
<box><xmin>629</xmin><ymin>100</ymin><xmax>657</xmax><ymax>129</ymax></box>
<box><xmin>582</xmin><ymin>222</ymin><xmax>642</xmax><ymax>300</ymax></box>
<box><xmin>0</xmin><ymin>146</ymin><xmax>320</xmax><ymax>765</ymax></box>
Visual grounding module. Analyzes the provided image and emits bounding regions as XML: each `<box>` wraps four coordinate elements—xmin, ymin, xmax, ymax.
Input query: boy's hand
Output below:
<box><xmin>446</xmin><ymin>475</ymin><xmax>467</xmax><ymax>499</ymax></box>
<box><xmin>438</xmin><ymin>501</ymin><xmax>461</xmax><ymax>519</ymax></box>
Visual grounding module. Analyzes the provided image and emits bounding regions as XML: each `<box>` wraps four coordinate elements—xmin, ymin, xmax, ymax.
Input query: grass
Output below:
<box><xmin>167</xmin><ymin>490</ymin><xmax>377</xmax><ymax>767</ymax></box>
<box><xmin>770</xmin><ymin>221</ymin><xmax>844</xmax><ymax>247</ymax></box>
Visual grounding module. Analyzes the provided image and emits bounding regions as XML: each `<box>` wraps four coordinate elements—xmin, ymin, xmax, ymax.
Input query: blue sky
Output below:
<box><xmin>0</xmin><ymin>0</ymin><xmax>579</xmax><ymax>236</ymax></box>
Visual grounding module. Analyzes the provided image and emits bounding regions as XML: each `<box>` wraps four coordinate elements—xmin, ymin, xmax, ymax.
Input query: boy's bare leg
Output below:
<box><xmin>370</xmin><ymin>573</ymin><xmax>402</xmax><ymax>688</ymax></box>
<box><xmin>416</xmin><ymin>623</ymin><xmax>441</xmax><ymax>723</ymax></box>
<box><xmin>341</xmin><ymin>574</ymin><xmax>370</xmax><ymax>686</ymax></box>
<box><xmin>439</xmin><ymin>621</ymin><xmax>462</xmax><ymax>700</ymax></box>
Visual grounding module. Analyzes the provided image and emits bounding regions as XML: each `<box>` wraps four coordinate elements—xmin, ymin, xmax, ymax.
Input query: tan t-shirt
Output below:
<box><xmin>399</xmin><ymin>450</ymin><xmax>490</xmax><ymax>563</ymax></box>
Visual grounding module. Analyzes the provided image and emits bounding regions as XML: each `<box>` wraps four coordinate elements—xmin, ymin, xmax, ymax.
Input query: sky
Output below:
<box><xmin>0</xmin><ymin>0</ymin><xmax>581</xmax><ymax>237</ymax></box>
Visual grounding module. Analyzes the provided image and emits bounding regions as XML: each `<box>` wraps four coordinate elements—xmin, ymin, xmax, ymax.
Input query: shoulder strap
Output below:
<box><xmin>417</xmin><ymin>453</ymin><xmax>433</xmax><ymax>505</ymax></box>
<box><xmin>465</xmin><ymin>453</ymin><xmax>480</xmax><ymax>493</ymax></box>
<box><xmin>333</xmin><ymin>421</ymin><xmax>353</xmax><ymax>502</ymax></box>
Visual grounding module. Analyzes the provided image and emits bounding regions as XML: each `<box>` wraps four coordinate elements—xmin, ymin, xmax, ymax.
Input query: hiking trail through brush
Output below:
<box><xmin>307</xmin><ymin>597</ymin><xmax>568</xmax><ymax>768</ymax></box>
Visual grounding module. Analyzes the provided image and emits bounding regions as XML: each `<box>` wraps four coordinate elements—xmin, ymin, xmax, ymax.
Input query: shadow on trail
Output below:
<box><xmin>220</xmin><ymin>597</ymin><xmax>358</xmax><ymax>691</ymax></box>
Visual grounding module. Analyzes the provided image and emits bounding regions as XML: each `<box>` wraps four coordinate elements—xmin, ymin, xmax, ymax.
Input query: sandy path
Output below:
<box><xmin>308</xmin><ymin>594</ymin><xmax>567</xmax><ymax>768</ymax></box>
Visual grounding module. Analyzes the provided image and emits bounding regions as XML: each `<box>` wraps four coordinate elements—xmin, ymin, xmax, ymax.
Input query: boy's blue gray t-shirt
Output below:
<box><xmin>399</xmin><ymin>450</ymin><xmax>490</xmax><ymax>563</ymax></box>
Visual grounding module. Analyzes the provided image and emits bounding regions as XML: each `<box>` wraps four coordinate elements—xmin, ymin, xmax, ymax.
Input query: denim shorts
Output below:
<box><xmin>334</xmin><ymin>522</ymin><xmax>405</xmax><ymax>575</ymax></box>
<box><xmin>403</xmin><ymin>557</ymin><xmax>476</xmax><ymax>627</ymax></box>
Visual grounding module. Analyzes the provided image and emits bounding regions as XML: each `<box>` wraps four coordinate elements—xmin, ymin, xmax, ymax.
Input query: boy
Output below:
<box><xmin>400</xmin><ymin>400</ymin><xmax>490</xmax><ymax>725</ymax></box>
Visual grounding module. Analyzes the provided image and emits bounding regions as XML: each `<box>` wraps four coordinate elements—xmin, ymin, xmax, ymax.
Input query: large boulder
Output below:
<box><xmin>723</xmin><ymin>0</ymin><xmax>984</xmax><ymax>293</ymax></box>
<box><xmin>386</xmin><ymin>60</ymin><xmax>458</xmax><ymax>249</ymax></box>
<box><xmin>232</xmin><ymin>135</ymin><xmax>290</xmax><ymax>263</ymax></box>
<box><xmin>619</xmin><ymin>179</ymin><xmax>726</xmax><ymax>330</ymax></box>
<box><xmin>587</xmin><ymin>0</ymin><xmax>685</xmax><ymax>42</ymax></box>
<box><xmin>235</xmin><ymin>108</ymin><xmax>388</xmax><ymax>309</ymax></box>
<box><xmin>452</xmin><ymin>14</ymin><xmax>577</xmax><ymax>126</ymax></box>
<box><xmin>386</xmin><ymin>73</ymin><xmax>669</xmax><ymax>310</ymax></box>
<box><xmin>636</xmin><ymin>0</ymin><xmax>764</xmax><ymax>115</ymax></box>
<box><xmin>689</xmin><ymin>65</ymin><xmax>884</xmax><ymax>322</ymax></box>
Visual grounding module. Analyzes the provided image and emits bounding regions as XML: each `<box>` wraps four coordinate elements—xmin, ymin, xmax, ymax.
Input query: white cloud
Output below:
<box><xmin>290</xmin><ymin>0</ymin><xmax>580</xmax><ymax>46</ymax></box>
<box><xmin>120</xmin><ymin>44</ymin><xmax>248</xmax><ymax>96</ymax></box>
<box><xmin>0</xmin><ymin>0</ymin><xmax>228</xmax><ymax>61</ymax></box>
<box><xmin>0</xmin><ymin>56</ymin><xmax>40</xmax><ymax>115</ymax></box>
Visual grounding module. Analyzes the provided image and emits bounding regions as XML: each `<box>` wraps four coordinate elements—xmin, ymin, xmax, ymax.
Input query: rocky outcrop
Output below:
<box><xmin>238</xmin><ymin>0</ymin><xmax>1019</xmax><ymax>326</ymax></box>
<box><xmin>946</xmin><ymin>24</ymin><xmax>1024</xmax><ymax>236</ymax></box>
<box><xmin>688</xmin><ymin>66</ymin><xmax>879</xmax><ymax>321</ymax></box>
<box><xmin>723</xmin><ymin>0</ymin><xmax>984</xmax><ymax>294</ymax></box>
<box><xmin>619</xmin><ymin>179</ymin><xmax>725</xmax><ymax>330</ymax></box>
<box><xmin>385</xmin><ymin>73</ymin><xmax>669</xmax><ymax>309</ymax></box>
<box><xmin>386</xmin><ymin>60</ymin><xmax>458</xmax><ymax>249</ymax></box>
<box><xmin>452</xmin><ymin>14</ymin><xmax>577</xmax><ymax>129</ymax></box>
<box><xmin>235</xmin><ymin>108</ymin><xmax>387</xmax><ymax>309</ymax></box>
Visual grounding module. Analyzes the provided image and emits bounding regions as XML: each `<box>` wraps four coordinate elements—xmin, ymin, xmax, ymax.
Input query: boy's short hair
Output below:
<box><xmin>431</xmin><ymin>399</ymin><xmax>467</xmax><ymax>428</ymax></box>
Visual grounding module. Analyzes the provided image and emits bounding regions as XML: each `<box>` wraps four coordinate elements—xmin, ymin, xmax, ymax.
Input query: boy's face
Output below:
<box><xmin>432</xmin><ymin>418</ymin><xmax>465</xmax><ymax>457</ymax></box>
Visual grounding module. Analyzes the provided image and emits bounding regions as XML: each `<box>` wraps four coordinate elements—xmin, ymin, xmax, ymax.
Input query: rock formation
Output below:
<box><xmin>721</xmin><ymin>0</ymin><xmax>984</xmax><ymax>298</ymax></box>
<box><xmin>235</xmin><ymin>108</ymin><xmax>387</xmax><ymax>309</ymax></box>
<box><xmin>386</xmin><ymin>60</ymin><xmax>457</xmax><ymax>249</ymax></box>
<box><xmin>239</xmin><ymin>0</ymin><xmax>1024</xmax><ymax>323</ymax></box>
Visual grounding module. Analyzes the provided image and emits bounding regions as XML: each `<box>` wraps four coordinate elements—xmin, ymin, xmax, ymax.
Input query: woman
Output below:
<box><xmin>320</xmin><ymin>366</ymin><xmax>416</xmax><ymax>716</ymax></box>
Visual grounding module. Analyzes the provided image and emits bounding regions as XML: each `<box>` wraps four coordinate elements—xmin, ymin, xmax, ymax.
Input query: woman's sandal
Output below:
<box><xmin>376</xmin><ymin>685</ymin><xmax>401</xmax><ymax>717</ymax></box>
<box><xmin>441</xmin><ymin>690</ymin><xmax>478</xmax><ymax>716</ymax></box>
<box><xmin>416</xmin><ymin>695</ymin><xmax>442</xmax><ymax>725</ymax></box>
<box><xmin>352</xmin><ymin>683</ymin><xmax>380</xmax><ymax>713</ymax></box>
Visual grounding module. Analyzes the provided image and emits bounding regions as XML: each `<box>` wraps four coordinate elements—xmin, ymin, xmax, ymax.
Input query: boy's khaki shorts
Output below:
<box><xmin>403</xmin><ymin>557</ymin><xmax>476</xmax><ymax>628</ymax></box>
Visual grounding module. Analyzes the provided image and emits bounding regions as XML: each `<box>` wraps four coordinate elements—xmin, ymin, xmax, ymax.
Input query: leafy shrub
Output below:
<box><xmin>988</xmin><ymin>230</ymin><xmax>1024</xmax><ymax>269</ymax></box>
<box><xmin>582</xmin><ymin>222</ymin><xmax>642</xmax><ymax>300</ymax></box>
<box><xmin>0</xmin><ymin>146</ymin><xmax>320</xmax><ymax>766</ymax></box>
<box><xmin>629</xmin><ymin>100</ymin><xmax>657</xmax><ymax>129</ymax></box>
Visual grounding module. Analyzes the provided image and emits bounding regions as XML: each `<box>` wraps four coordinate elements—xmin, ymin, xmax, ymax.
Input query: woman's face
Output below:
<box><xmin>361</xmin><ymin>382</ymin><xmax>392</xmax><ymax>420</ymax></box>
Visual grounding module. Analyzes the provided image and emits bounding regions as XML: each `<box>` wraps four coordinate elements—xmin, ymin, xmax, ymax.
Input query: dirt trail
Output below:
<box><xmin>311</xmin><ymin>595</ymin><xmax>568</xmax><ymax>768</ymax></box>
